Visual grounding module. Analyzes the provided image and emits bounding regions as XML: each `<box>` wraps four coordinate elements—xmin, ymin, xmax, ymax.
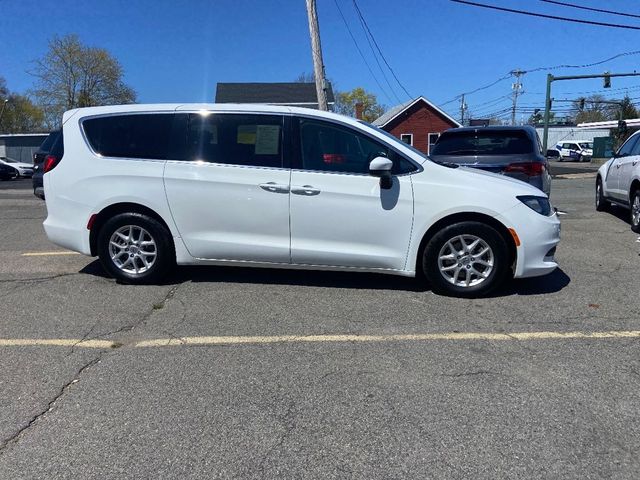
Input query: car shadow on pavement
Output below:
<box><xmin>490</xmin><ymin>267</ymin><xmax>570</xmax><ymax>297</ymax></box>
<box><xmin>81</xmin><ymin>260</ymin><xmax>570</xmax><ymax>296</ymax></box>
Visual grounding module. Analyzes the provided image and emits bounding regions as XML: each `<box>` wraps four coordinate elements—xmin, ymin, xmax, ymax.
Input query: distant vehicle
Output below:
<box><xmin>546</xmin><ymin>148</ymin><xmax>561</xmax><ymax>160</ymax></box>
<box><xmin>596</xmin><ymin>130</ymin><xmax>640</xmax><ymax>232</ymax></box>
<box><xmin>42</xmin><ymin>104</ymin><xmax>560</xmax><ymax>297</ymax></box>
<box><xmin>32</xmin><ymin>130</ymin><xmax>63</xmax><ymax>199</ymax></box>
<box><xmin>430</xmin><ymin>126</ymin><xmax>551</xmax><ymax>195</ymax></box>
<box><xmin>0</xmin><ymin>162</ymin><xmax>18</xmax><ymax>181</ymax></box>
<box><xmin>0</xmin><ymin>156</ymin><xmax>34</xmax><ymax>177</ymax></box>
<box><xmin>556</xmin><ymin>141</ymin><xmax>593</xmax><ymax>162</ymax></box>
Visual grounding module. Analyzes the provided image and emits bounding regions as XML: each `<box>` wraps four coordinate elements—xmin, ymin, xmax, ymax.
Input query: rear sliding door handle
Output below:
<box><xmin>259</xmin><ymin>182</ymin><xmax>289</xmax><ymax>194</ymax></box>
<box><xmin>291</xmin><ymin>185</ymin><xmax>321</xmax><ymax>196</ymax></box>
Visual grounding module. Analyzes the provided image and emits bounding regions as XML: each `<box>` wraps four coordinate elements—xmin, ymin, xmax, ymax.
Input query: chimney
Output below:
<box><xmin>355</xmin><ymin>102</ymin><xmax>364</xmax><ymax>120</ymax></box>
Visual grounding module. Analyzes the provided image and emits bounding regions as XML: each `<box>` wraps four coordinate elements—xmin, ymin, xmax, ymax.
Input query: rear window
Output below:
<box><xmin>39</xmin><ymin>131</ymin><xmax>61</xmax><ymax>153</ymax></box>
<box><xmin>82</xmin><ymin>114</ymin><xmax>173</xmax><ymax>160</ymax></box>
<box><xmin>431</xmin><ymin>130</ymin><xmax>533</xmax><ymax>156</ymax></box>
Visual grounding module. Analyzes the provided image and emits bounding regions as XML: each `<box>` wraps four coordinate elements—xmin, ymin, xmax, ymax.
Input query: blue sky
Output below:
<box><xmin>1</xmin><ymin>0</ymin><xmax>639</xmax><ymax>122</ymax></box>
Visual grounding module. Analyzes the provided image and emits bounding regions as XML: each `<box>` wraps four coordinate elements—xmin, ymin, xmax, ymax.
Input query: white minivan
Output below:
<box><xmin>43</xmin><ymin>104</ymin><xmax>561</xmax><ymax>297</ymax></box>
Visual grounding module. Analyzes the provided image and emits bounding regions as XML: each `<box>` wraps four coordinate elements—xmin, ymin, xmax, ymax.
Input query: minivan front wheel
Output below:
<box><xmin>97</xmin><ymin>213</ymin><xmax>174</xmax><ymax>284</ymax></box>
<box><xmin>423</xmin><ymin>222</ymin><xmax>509</xmax><ymax>297</ymax></box>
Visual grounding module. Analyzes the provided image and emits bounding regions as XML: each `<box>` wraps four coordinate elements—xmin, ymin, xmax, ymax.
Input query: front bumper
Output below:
<box><xmin>496</xmin><ymin>202</ymin><xmax>561</xmax><ymax>278</ymax></box>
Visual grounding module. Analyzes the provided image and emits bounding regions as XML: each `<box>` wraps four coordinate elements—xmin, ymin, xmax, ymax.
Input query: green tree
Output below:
<box><xmin>334</xmin><ymin>87</ymin><xmax>386</xmax><ymax>123</ymax></box>
<box><xmin>615</xmin><ymin>94</ymin><xmax>638</xmax><ymax>120</ymax></box>
<box><xmin>0</xmin><ymin>76</ymin><xmax>45</xmax><ymax>133</ymax></box>
<box><xmin>31</xmin><ymin>34</ymin><xmax>136</xmax><ymax>127</ymax></box>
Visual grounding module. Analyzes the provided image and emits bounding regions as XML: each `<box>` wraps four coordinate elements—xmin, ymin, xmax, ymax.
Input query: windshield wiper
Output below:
<box><xmin>429</xmin><ymin>158</ymin><xmax>459</xmax><ymax>168</ymax></box>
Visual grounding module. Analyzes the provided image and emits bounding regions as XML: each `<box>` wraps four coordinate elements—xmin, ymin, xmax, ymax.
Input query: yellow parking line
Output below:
<box><xmin>1</xmin><ymin>330</ymin><xmax>639</xmax><ymax>349</ymax></box>
<box><xmin>134</xmin><ymin>330</ymin><xmax>640</xmax><ymax>347</ymax></box>
<box><xmin>0</xmin><ymin>339</ymin><xmax>115</xmax><ymax>348</ymax></box>
<box><xmin>22</xmin><ymin>251</ymin><xmax>81</xmax><ymax>257</ymax></box>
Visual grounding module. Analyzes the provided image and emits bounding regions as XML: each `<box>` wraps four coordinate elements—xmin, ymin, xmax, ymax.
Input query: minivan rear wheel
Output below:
<box><xmin>423</xmin><ymin>222</ymin><xmax>509</xmax><ymax>298</ymax></box>
<box><xmin>97</xmin><ymin>213</ymin><xmax>174</xmax><ymax>284</ymax></box>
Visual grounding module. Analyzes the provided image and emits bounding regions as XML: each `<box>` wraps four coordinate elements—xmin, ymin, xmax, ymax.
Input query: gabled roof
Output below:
<box><xmin>372</xmin><ymin>96</ymin><xmax>461</xmax><ymax>128</ymax></box>
<box><xmin>215</xmin><ymin>82</ymin><xmax>335</xmax><ymax>105</ymax></box>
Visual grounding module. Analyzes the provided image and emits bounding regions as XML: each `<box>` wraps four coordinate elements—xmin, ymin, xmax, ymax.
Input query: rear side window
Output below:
<box><xmin>173</xmin><ymin>113</ymin><xmax>283</xmax><ymax>168</ymax></box>
<box><xmin>432</xmin><ymin>130</ymin><xmax>533</xmax><ymax>156</ymax></box>
<box><xmin>82</xmin><ymin>114</ymin><xmax>173</xmax><ymax>160</ymax></box>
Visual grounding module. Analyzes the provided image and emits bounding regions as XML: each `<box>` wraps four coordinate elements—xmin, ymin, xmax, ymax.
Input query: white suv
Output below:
<box><xmin>596</xmin><ymin>131</ymin><xmax>640</xmax><ymax>232</ymax></box>
<box><xmin>43</xmin><ymin>104</ymin><xmax>561</xmax><ymax>297</ymax></box>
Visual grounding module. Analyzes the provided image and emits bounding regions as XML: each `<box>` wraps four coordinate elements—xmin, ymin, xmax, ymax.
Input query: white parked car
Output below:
<box><xmin>42</xmin><ymin>104</ymin><xmax>561</xmax><ymax>297</ymax></box>
<box><xmin>555</xmin><ymin>141</ymin><xmax>593</xmax><ymax>162</ymax></box>
<box><xmin>596</xmin><ymin>131</ymin><xmax>640</xmax><ymax>232</ymax></box>
<box><xmin>0</xmin><ymin>157</ymin><xmax>34</xmax><ymax>177</ymax></box>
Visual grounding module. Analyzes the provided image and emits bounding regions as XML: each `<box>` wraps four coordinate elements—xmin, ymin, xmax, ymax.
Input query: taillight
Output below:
<box><xmin>43</xmin><ymin>155</ymin><xmax>60</xmax><ymax>173</ymax></box>
<box><xmin>504</xmin><ymin>162</ymin><xmax>545</xmax><ymax>176</ymax></box>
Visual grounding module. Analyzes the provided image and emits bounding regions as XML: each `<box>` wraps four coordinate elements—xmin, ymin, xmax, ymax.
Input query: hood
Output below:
<box><xmin>429</xmin><ymin>154</ymin><xmax>533</xmax><ymax>166</ymax></box>
<box><xmin>425</xmin><ymin>159</ymin><xmax>546</xmax><ymax>197</ymax></box>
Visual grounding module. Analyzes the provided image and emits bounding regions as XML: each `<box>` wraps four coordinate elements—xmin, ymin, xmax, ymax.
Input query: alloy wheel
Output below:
<box><xmin>633</xmin><ymin>194</ymin><xmax>640</xmax><ymax>227</ymax></box>
<box><xmin>108</xmin><ymin>225</ymin><xmax>157</xmax><ymax>275</ymax></box>
<box><xmin>437</xmin><ymin>234</ymin><xmax>494</xmax><ymax>288</ymax></box>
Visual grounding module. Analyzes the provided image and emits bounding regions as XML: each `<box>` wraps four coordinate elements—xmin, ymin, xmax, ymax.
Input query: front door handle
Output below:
<box><xmin>291</xmin><ymin>185</ymin><xmax>321</xmax><ymax>196</ymax></box>
<box><xmin>616</xmin><ymin>163</ymin><xmax>621</xmax><ymax>168</ymax></box>
<box><xmin>633</xmin><ymin>161</ymin><xmax>638</xmax><ymax>166</ymax></box>
<box><xmin>259</xmin><ymin>182</ymin><xmax>289</xmax><ymax>194</ymax></box>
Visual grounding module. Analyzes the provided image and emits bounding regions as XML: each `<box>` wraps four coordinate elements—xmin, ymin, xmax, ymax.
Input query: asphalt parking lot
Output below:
<box><xmin>1</xmin><ymin>174</ymin><xmax>639</xmax><ymax>479</ymax></box>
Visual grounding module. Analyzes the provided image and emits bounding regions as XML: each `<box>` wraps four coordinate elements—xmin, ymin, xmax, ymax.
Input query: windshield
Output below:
<box><xmin>431</xmin><ymin>130</ymin><xmax>533</xmax><ymax>156</ymax></box>
<box><xmin>578</xmin><ymin>142</ymin><xmax>593</xmax><ymax>149</ymax></box>
<box><xmin>358</xmin><ymin>120</ymin><xmax>427</xmax><ymax>159</ymax></box>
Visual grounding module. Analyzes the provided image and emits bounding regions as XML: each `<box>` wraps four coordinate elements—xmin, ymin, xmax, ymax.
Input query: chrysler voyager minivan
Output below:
<box><xmin>42</xmin><ymin>104</ymin><xmax>560</xmax><ymax>297</ymax></box>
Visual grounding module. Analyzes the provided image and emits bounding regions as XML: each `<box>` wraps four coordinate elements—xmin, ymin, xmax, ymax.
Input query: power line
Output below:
<box><xmin>438</xmin><ymin>74</ymin><xmax>512</xmax><ymax>107</ymax></box>
<box><xmin>349</xmin><ymin>1</ymin><xmax>402</xmax><ymax>103</ymax></box>
<box><xmin>440</xmin><ymin>48</ymin><xmax>640</xmax><ymax>108</ymax></box>
<box><xmin>352</xmin><ymin>0</ymin><xmax>413</xmax><ymax>99</ymax></box>
<box><xmin>332</xmin><ymin>0</ymin><xmax>395</xmax><ymax>104</ymax></box>
<box><xmin>539</xmin><ymin>0</ymin><xmax>640</xmax><ymax>20</ymax></box>
<box><xmin>450</xmin><ymin>0</ymin><xmax>640</xmax><ymax>30</ymax></box>
<box><xmin>524</xmin><ymin>50</ymin><xmax>640</xmax><ymax>73</ymax></box>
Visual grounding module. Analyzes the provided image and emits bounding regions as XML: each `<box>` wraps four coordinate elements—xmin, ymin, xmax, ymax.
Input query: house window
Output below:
<box><xmin>428</xmin><ymin>133</ymin><xmax>440</xmax><ymax>154</ymax></box>
<box><xmin>400</xmin><ymin>134</ymin><xmax>413</xmax><ymax>145</ymax></box>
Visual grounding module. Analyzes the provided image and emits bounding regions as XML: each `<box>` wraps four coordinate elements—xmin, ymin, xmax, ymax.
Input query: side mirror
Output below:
<box><xmin>369</xmin><ymin>157</ymin><xmax>393</xmax><ymax>189</ymax></box>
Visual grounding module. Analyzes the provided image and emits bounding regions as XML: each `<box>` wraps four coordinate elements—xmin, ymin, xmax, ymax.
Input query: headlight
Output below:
<box><xmin>517</xmin><ymin>195</ymin><xmax>553</xmax><ymax>216</ymax></box>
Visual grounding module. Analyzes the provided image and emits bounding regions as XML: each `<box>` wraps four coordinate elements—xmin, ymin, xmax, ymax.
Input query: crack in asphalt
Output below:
<box><xmin>0</xmin><ymin>272</ymin><xmax>81</xmax><ymax>285</ymax></box>
<box><xmin>0</xmin><ymin>357</ymin><xmax>101</xmax><ymax>455</ymax></box>
<box><xmin>0</xmin><ymin>282</ymin><xmax>184</xmax><ymax>453</ymax></box>
<box><xmin>256</xmin><ymin>398</ymin><xmax>296</xmax><ymax>477</ymax></box>
<box><xmin>442</xmin><ymin>369</ymin><xmax>498</xmax><ymax>377</ymax></box>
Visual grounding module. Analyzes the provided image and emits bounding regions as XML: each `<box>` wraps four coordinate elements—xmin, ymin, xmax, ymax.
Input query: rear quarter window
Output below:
<box><xmin>82</xmin><ymin>114</ymin><xmax>173</xmax><ymax>160</ymax></box>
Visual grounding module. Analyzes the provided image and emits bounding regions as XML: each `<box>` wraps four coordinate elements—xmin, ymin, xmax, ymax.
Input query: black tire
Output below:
<box><xmin>97</xmin><ymin>213</ymin><xmax>174</xmax><ymax>284</ymax></box>
<box><xmin>595</xmin><ymin>177</ymin><xmax>610</xmax><ymax>212</ymax></box>
<box><xmin>422</xmin><ymin>222</ymin><xmax>509</xmax><ymax>298</ymax></box>
<box><xmin>631</xmin><ymin>190</ymin><xmax>640</xmax><ymax>233</ymax></box>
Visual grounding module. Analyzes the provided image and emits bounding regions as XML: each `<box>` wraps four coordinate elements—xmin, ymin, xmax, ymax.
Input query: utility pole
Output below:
<box><xmin>305</xmin><ymin>0</ymin><xmax>328</xmax><ymax>111</ymax></box>
<box><xmin>459</xmin><ymin>94</ymin><xmax>467</xmax><ymax>125</ymax></box>
<box><xmin>0</xmin><ymin>99</ymin><xmax>8</xmax><ymax>131</ymax></box>
<box><xmin>510</xmin><ymin>69</ymin><xmax>524</xmax><ymax>126</ymax></box>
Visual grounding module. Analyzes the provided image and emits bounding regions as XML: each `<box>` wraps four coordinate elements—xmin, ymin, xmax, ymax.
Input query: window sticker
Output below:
<box><xmin>237</xmin><ymin>125</ymin><xmax>257</xmax><ymax>145</ymax></box>
<box><xmin>255</xmin><ymin>125</ymin><xmax>280</xmax><ymax>155</ymax></box>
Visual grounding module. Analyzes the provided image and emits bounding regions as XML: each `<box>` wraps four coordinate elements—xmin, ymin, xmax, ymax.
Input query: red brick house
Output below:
<box><xmin>372</xmin><ymin>96</ymin><xmax>461</xmax><ymax>154</ymax></box>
